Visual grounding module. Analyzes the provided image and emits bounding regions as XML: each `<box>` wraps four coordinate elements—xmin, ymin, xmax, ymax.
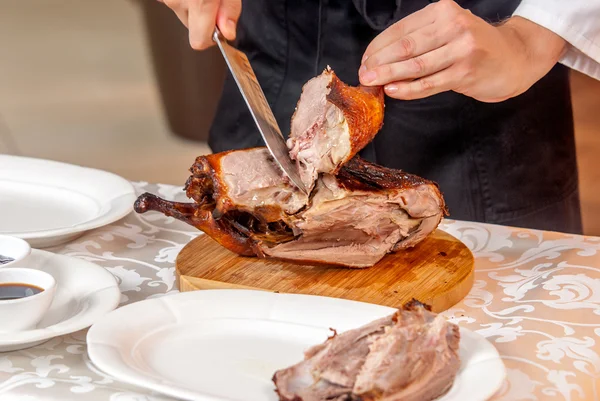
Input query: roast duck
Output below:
<box><xmin>134</xmin><ymin>68</ymin><xmax>447</xmax><ymax>268</ymax></box>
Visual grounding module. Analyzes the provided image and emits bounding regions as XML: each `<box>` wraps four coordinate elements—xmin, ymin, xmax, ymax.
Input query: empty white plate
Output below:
<box><xmin>0</xmin><ymin>249</ymin><xmax>121</xmax><ymax>352</ymax></box>
<box><xmin>87</xmin><ymin>290</ymin><xmax>506</xmax><ymax>401</ymax></box>
<box><xmin>0</xmin><ymin>155</ymin><xmax>136</xmax><ymax>248</ymax></box>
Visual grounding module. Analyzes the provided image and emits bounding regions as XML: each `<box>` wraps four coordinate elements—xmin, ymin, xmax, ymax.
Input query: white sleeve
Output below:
<box><xmin>512</xmin><ymin>0</ymin><xmax>600</xmax><ymax>80</ymax></box>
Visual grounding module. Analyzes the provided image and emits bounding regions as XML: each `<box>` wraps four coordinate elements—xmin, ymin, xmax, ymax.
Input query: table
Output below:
<box><xmin>1</xmin><ymin>182</ymin><xmax>599</xmax><ymax>401</ymax></box>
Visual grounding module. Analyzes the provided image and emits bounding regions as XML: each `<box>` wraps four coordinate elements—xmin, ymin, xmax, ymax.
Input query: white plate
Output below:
<box><xmin>0</xmin><ymin>235</ymin><xmax>31</xmax><ymax>267</ymax></box>
<box><xmin>0</xmin><ymin>155</ymin><xmax>136</xmax><ymax>248</ymax></box>
<box><xmin>0</xmin><ymin>249</ymin><xmax>121</xmax><ymax>352</ymax></box>
<box><xmin>87</xmin><ymin>290</ymin><xmax>506</xmax><ymax>401</ymax></box>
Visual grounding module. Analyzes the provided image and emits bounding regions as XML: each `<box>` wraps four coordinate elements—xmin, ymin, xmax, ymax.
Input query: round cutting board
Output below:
<box><xmin>175</xmin><ymin>229</ymin><xmax>474</xmax><ymax>313</ymax></box>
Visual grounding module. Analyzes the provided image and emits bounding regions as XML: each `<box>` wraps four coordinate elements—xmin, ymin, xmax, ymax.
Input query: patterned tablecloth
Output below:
<box><xmin>1</xmin><ymin>182</ymin><xmax>599</xmax><ymax>401</ymax></box>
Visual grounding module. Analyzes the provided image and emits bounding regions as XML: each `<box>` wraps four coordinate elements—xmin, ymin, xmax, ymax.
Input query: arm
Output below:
<box><xmin>513</xmin><ymin>0</ymin><xmax>600</xmax><ymax>81</ymax></box>
<box><xmin>358</xmin><ymin>0</ymin><xmax>568</xmax><ymax>102</ymax></box>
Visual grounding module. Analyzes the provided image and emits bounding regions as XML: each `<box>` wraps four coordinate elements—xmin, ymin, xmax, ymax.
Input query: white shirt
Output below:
<box><xmin>513</xmin><ymin>0</ymin><xmax>600</xmax><ymax>80</ymax></box>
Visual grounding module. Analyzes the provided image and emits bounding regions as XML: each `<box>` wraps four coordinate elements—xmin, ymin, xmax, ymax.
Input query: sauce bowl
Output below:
<box><xmin>0</xmin><ymin>268</ymin><xmax>56</xmax><ymax>332</ymax></box>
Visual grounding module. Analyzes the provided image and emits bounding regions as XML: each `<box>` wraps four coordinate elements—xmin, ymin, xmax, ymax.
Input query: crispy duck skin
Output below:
<box><xmin>134</xmin><ymin>193</ymin><xmax>255</xmax><ymax>256</ymax></box>
<box><xmin>319</xmin><ymin>70</ymin><xmax>385</xmax><ymax>161</ymax></box>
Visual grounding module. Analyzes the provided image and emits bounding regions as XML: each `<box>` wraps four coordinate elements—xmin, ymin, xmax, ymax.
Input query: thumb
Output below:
<box><xmin>216</xmin><ymin>0</ymin><xmax>241</xmax><ymax>41</ymax></box>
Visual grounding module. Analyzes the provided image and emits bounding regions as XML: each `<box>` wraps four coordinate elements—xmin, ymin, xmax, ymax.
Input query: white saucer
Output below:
<box><xmin>0</xmin><ymin>235</ymin><xmax>31</xmax><ymax>267</ymax></box>
<box><xmin>87</xmin><ymin>290</ymin><xmax>506</xmax><ymax>401</ymax></box>
<box><xmin>0</xmin><ymin>249</ymin><xmax>121</xmax><ymax>352</ymax></box>
<box><xmin>0</xmin><ymin>155</ymin><xmax>137</xmax><ymax>248</ymax></box>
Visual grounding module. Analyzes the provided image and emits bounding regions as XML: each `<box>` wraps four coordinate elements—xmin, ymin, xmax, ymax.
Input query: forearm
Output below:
<box><xmin>497</xmin><ymin>16</ymin><xmax>567</xmax><ymax>91</ymax></box>
<box><xmin>512</xmin><ymin>0</ymin><xmax>600</xmax><ymax>81</ymax></box>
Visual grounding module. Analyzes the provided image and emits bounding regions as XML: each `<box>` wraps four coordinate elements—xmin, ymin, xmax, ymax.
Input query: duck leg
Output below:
<box><xmin>134</xmin><ymin>193</ymin><xmax>255</xmax><ymax>256</ymax></box>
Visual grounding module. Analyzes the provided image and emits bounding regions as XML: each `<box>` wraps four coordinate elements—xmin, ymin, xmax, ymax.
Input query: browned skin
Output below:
<box><xmin>134</xmin><ymin>152</ymin><xmax>446</xmax><ymax>264</ymax></box>
<box><xmin>188</xmin><ymin>152</ymin><xmax>237</xmax><ymax>220</ymax></box>
<box><xmin>326</xmin><ymin>74</ymin><xmax>385</xmax><ymax>171</ymax></box>
<box><xmin>338</xmin><ymin>157</ymin><xmax>429</xmax><ymax>191</ymax></box>
<box><xmin>338</xmin><ymin>158</ymin><xmax>449</xmax><ymax>216</ymax></box>
<box><xmin>188</xmin><ymin>151</ymin><xmax>293</xmax><ymax>223</ymax></box>
<box><xmin>136</xmin><ymin>150</ymin><xmax>297</xmax><ymax>255</ymax></box>
<box><xmin>134</xmin><ymin>193</ymin><xmax>256</xmax><ymax>257</ymax></box>
<box><xmin>286</xmin><ymin>69</ymin><xmax>385</xmax><ymax>174</ymax></box>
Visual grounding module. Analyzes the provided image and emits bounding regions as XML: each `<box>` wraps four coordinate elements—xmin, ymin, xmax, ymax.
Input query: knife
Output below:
<box><xmin>212</xmin><ymin>28</ymin><xmax>308</xmax><ymax>195</ymax></box>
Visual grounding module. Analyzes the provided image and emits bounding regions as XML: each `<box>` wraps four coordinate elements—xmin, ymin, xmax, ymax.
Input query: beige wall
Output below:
<box><xmin>0</xmin><ymin>0</ymin><xmax>210</xmax><ymax>186</ymax></box>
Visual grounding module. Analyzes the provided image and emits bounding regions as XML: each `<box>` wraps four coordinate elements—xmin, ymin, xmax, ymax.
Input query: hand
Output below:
<box><xmin>359</xmin><ymin>0</ymin><xmax>567</xmax><ymax>103</ymax></box>
<box><xmin>158</xmin><ymin>0</ymin><xmax>242</xmax><ymax>50</ymax></box>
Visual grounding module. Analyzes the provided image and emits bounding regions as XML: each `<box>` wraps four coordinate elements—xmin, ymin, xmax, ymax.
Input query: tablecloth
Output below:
<box><xmin>0</xmin><ymin>182</ymin><xmax>599</xmax><ymax>401</ymax></box>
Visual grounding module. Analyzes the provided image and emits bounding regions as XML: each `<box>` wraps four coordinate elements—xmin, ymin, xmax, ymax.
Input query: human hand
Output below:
<box><xmin>158</xmin><ymin>0</ymin><xmax>242</xmax><ymax>50</ymax></box>
<box><xmin>359</xmin><ymin>0</ymin><xmax>567</xmax><ymax>102</ymax></box>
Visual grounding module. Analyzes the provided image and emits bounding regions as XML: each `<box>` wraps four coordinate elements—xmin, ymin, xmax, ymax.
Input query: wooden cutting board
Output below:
<box><xmin>175</xmin><ymin>230</ymin><xmax>474</xmax><ymax>313</ymax></box>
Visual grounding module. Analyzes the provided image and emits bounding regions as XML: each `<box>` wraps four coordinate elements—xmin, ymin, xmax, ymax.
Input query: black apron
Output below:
<box><xmin>208</xmin><ymin>0</ymin><xmax>583</xmax><ymax>234</ymax></box>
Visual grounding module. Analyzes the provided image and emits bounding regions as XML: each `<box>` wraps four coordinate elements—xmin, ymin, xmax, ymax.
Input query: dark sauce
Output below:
<box><xmin>0</xmin><ymin>283</ymin><xmax>44</xmax><ymax>301</ymax></box>
<box><xmin>0</xmin><ymin>255</ymin><xmax>15</xmax><ymax>265</ymax></box>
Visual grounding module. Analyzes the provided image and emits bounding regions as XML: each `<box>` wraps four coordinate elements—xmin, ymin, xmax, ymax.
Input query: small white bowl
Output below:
<box><xmin>0</xmin><ymin>235</ymin><xmax>32</xmax><ymax>268</ymax></box>
<box><xmin>0</xmin><ymin>268</ymin><xmax>56</xmax><ymax>332</ymax></box>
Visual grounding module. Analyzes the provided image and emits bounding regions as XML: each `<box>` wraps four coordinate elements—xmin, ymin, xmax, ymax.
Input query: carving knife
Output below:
<box><xmin>212</xmin><ymin>28</ymin><xmax>308</xmax><ymax>195</ymax></box>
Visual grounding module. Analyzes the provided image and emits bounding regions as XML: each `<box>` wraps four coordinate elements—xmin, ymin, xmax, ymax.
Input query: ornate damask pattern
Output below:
<box><xmin>0</xmin><ymin>183</ymin><xmax>598</xmax><ymax>401</ymax></box>
<box><xmin>441</xmin><ymin>222</ymin><xmax>600</xmax><ymax>401</ymax></box>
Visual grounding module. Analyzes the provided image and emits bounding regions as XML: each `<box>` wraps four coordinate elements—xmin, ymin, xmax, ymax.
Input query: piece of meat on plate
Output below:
<box><xmin>273</xmin><ymin>300</ymin><xmax>461</xmax><ymax>401</ymax></box>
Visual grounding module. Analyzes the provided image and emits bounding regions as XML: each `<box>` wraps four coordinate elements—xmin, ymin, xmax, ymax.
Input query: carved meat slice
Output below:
<box><xmin>272</xmin><ymin>300</ymin><xmax>461</xmax><ymax>401</ymax></box>
<box><xmin>134</xmin><ymin>148</ymin><xmax>446</xmax><ymax>268</ymax></box>
<box><xmin>287</xmin><ymin>67</ymin><xmax>385</xmax><ymax>191</ymax></box>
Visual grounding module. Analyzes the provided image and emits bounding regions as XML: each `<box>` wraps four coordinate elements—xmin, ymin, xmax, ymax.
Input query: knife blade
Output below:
<box><xmin>212</xmin><ymin>28</ymin><xmax>308</xmax><ymax>195</ymax></box>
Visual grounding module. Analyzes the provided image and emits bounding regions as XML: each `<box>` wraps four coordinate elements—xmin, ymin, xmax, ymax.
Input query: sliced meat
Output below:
<box><xmin>353</xmin><ymin>302</ymin><xmax>461</xmax><ymax>401</ymax></box>
<box><xmin>188</xmin><ymin>148</ymin><xmax>309</xmax><ymax>221</ymax></box>
<box><xmin>273</xmin><ymin>300</ymin><xmax>461</xmax><ymax>401</ymax></box>
<box><xmin>287</xmin><ymin>67</ymin><xmax>384</xmax><ymax>190</ymax></box>
<box><xmin>134</xmin><ymin>148</ymin><xmax>446</xmax><ymax>268</ymax></box>
<box><xmin>274</xmin><ymin>316</ymin><xmax>393</xmax><ymax>401</ymax></box>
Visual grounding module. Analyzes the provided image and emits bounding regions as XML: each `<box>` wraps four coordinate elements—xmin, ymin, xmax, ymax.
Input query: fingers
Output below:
<box><xmin>359</xmin><ymin>43</ymin><xmax>456</xmax><ymax>86</ymax></box>
<box><xmin>362</xmin><ymin>4</ymin><xmax>437</xmax><ymax>63</ymax></box>
<box><xmin>358</xmin><ymin>0</ymin><xmax>482</xmax><ymax>99</ymax></box>
<box><xmin>167</xmin><ymin>0</ymin><xmax>240</xmax><ymax>49</ymax></box>
<box><xmin>361</xmin><ymin>23</ymin><xmax>448</xmax><ymax>72</ymax></box>
<box><xmin>383</xmin><ymin>66</ymin><xmax>462</xmax><ymax>100</ymax></box>
<box><xmin>216</xmin><ymin>0</ymin><xmax>242</xmax><ymax>41</ymax></box>
<box><xmin>188</xmin><ymin>0</ymin><xmax>221</xmax><ymax>50</ymax></box>
<box><xmin>173</xmin><ymin>9</ymin><xmax>189</xmax><ymax>27</ymax></box>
